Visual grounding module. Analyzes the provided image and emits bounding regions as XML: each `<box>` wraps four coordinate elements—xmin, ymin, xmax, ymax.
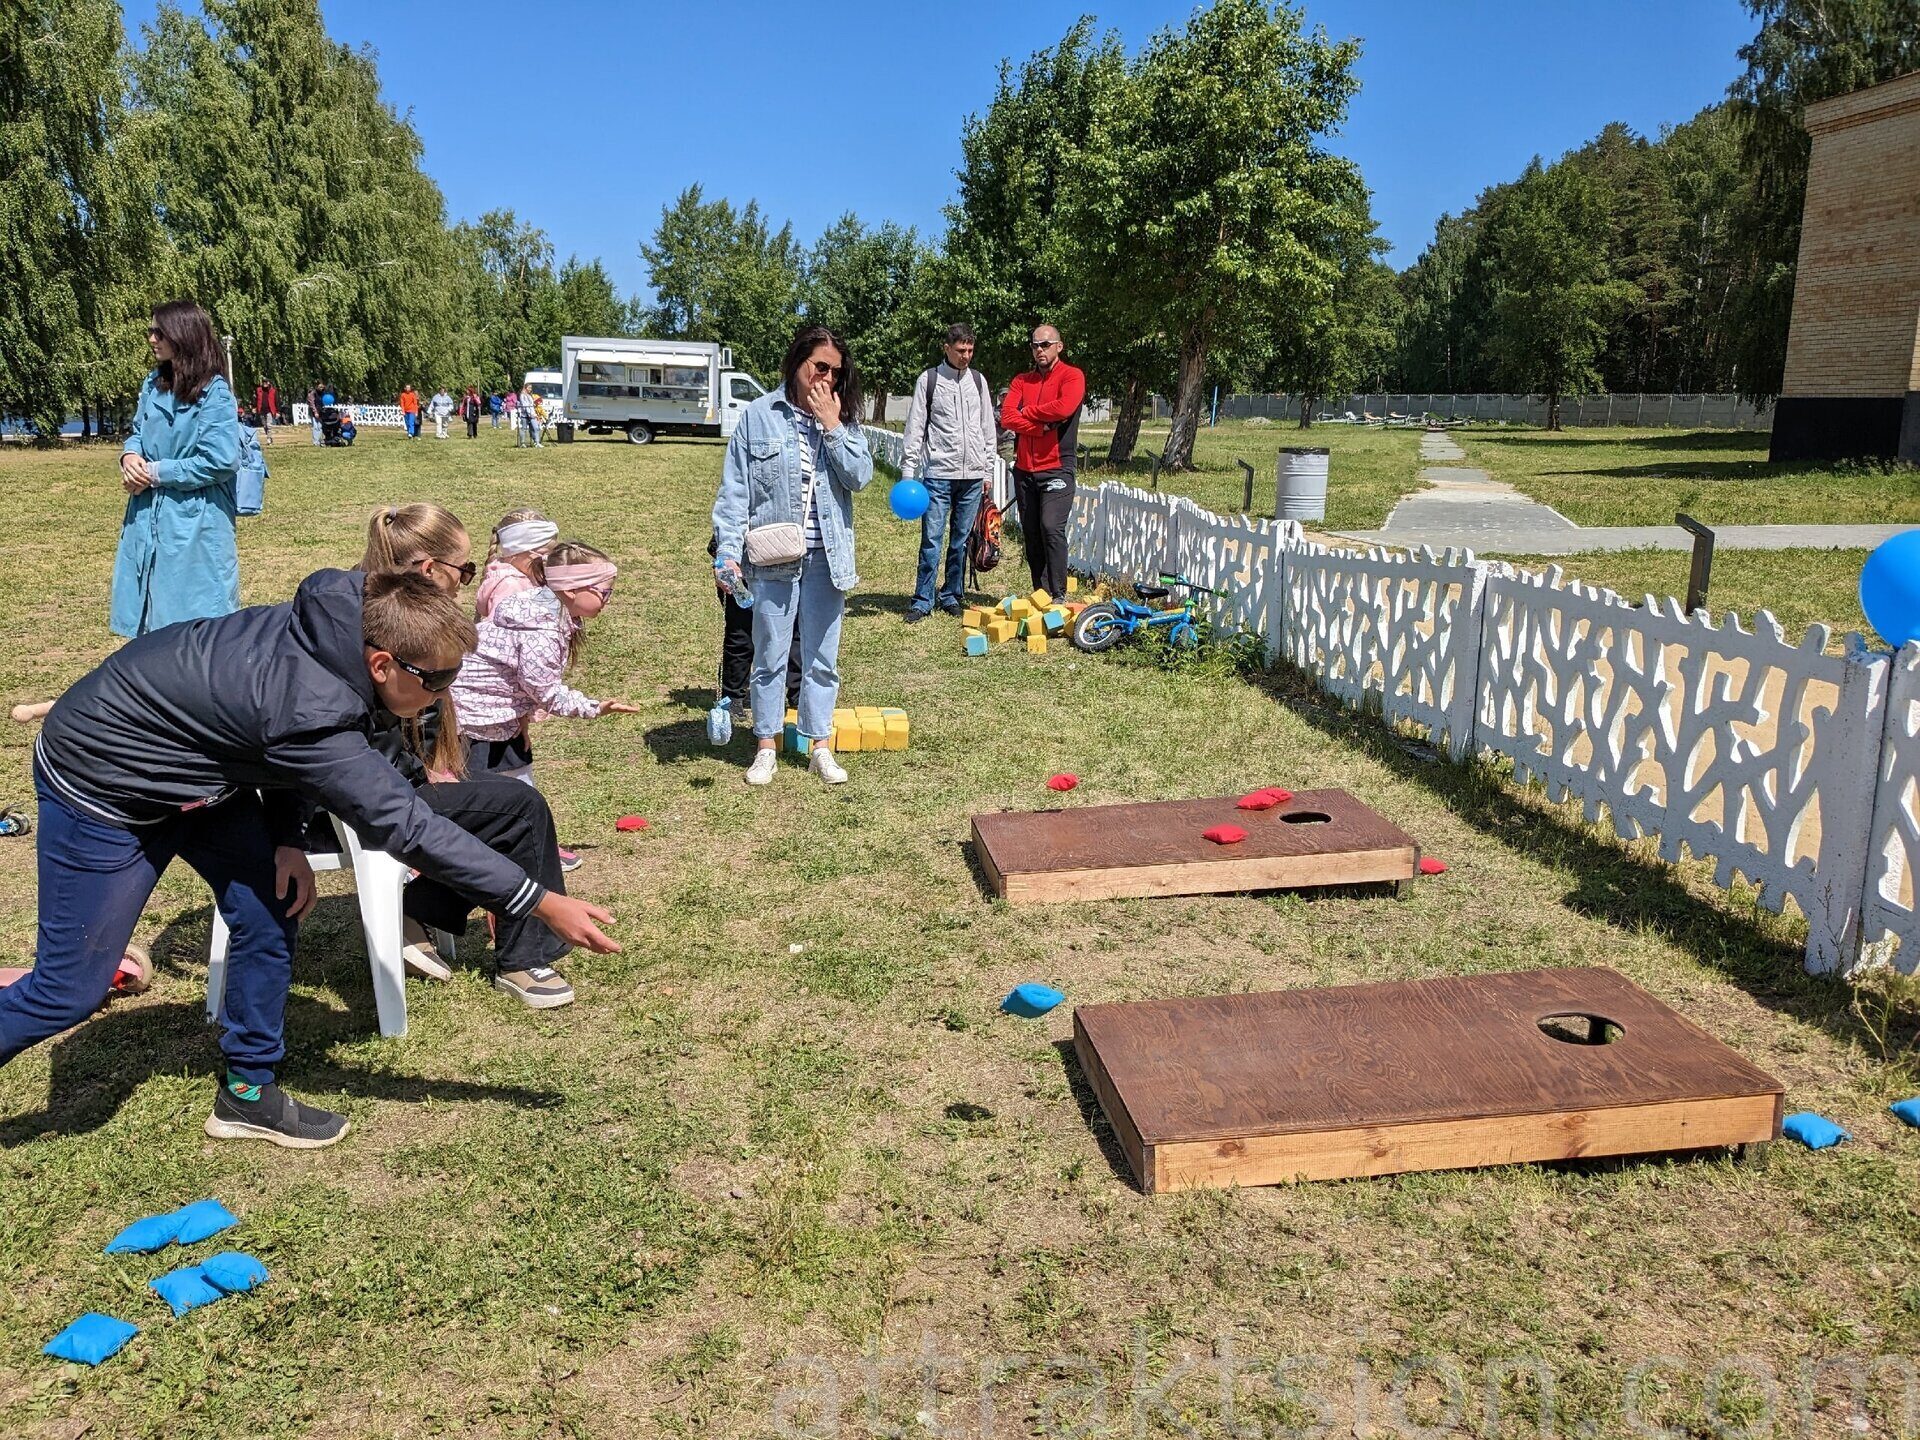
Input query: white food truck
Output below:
<box><xmin>560</xmin><ymin>335</ymin><xmax>765</xmax><ymax>444</ymax></box>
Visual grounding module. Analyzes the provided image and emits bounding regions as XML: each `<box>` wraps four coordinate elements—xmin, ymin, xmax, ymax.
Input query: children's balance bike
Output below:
<box><xmin>1069</xmin><ymin>573</ymin><xmax>1220</xmax><ymax>653</ymax></box>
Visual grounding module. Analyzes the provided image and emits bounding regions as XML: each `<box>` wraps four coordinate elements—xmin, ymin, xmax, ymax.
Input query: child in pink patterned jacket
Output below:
<box><xmin>450</xmin><ymin>543</ymin><xmax>640</xmax><ymax>862</ymax></box>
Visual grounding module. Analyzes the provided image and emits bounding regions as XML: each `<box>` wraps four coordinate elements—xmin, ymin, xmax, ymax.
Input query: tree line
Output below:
<box><xmin>1388</xmin><ymin>0</ymin><xmax>1917</xmax><ymax>428</ymax></box>
<box><xmin>6</xmin><ymin>0</ymin><xmax>1914</xmax><ymax>454</ymax></box>
<box><xmin>2</xmin><ymin>0</ymin><xmax>636</xmax><ymax>437</ymax></box>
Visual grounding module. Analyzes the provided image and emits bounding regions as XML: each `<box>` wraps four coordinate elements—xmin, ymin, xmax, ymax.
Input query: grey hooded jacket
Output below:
<box><xmin>901</xmin><ymin>363</ymin><xmax>997</xmax><ymax>480</ymax></box>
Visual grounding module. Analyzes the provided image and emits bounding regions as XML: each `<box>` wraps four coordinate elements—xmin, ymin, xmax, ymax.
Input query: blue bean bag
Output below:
<box><xmin>171</xmin><ymin>1198</ymin><xmax>239</xmax><ymax>1245</ymax></box>
<box><xmin>151</xmin><ymin>1263</ymin><xmax>225</xmax><ymax>1318</ymax></box>
<box><xmin>1889</xmin><ymin>1097</ymin><xmax>1920</xmax><ymax>1128</ymax></box>
<box><xmin>200</xmin><ymin>1251</ymin><xmax>268</xmax><ymax>1295</ymax></box>
<box><xmin>1001</xmin><ymin>983</ymin><xmax>1064</xmax><ymax>1019</ymax></box>
<box><xmin>44</xmin><ymin>1312</ymin><xmax>138</xmax><ymax>1365</ymax></box>
<box><xmin>105</xmin><ymin>1210</ymin><xmax>186</xmax><ymax>1255</ymax></box>
<box><xmin>1782</xmin><ymin>1112</ymin><xmax>1849</xmax><ymax>1150</ymax></box>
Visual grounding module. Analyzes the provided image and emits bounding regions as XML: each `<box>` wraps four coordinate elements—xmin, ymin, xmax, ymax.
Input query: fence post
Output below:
<box><xmin>1805</xmin><ymin>645</ymin><xmax>1892</xmax><ymax>974</ymax></box>
<box><xmin>1266</xmin><ymin>537</ymin><xmax>1292</xmax><ymax>668</ymax></box>
<box><xmin>1445</xmin><ymin>557</ymin><xmax>1492</xmax><ymax>761</ymax></box>
<box><xmin>1237</xmin><ymin>459</ymin><xmax>1254</xmax><ymax>514</ymax></box>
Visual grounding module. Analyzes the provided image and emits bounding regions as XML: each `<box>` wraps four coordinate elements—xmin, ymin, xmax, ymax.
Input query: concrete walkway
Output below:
<box><xmin>1333</xmin><ymin>430</ymin><xmax>1905</xmax><ymax>555</ymax></box>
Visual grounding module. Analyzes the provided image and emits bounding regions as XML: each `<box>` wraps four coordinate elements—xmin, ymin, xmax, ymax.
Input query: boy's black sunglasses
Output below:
<box><xmin>390</xmin><ymin>655</ymin><xmax>462</xmax><ymax>692</ymax></box>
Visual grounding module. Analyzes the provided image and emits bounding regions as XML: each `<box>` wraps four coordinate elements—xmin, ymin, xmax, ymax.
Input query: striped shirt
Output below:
<box><xmin>792</xmin><ymin>409</ymin><xmax>830</xmax><ymax>550</ymax></box>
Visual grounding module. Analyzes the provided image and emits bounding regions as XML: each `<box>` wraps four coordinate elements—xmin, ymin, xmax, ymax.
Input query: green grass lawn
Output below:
<box><xmin>1046</xmin><ymin>417</ymin><xmax>1425</xmax><ymax>531</ymax></box>
<box><xmin>1464</xmin><ymin>425</ymin><xmax>1920</xmax><ymax>527</ymax></box>
<box><xmin>3</xmin><ymin>427</ymin><xmax>1918</xmax><ymax>1438</ymax></box>
<box><xmin>1501</xmin><ymin>548</ymin><xmax>1877</xmax><ymax>647</ymax></box>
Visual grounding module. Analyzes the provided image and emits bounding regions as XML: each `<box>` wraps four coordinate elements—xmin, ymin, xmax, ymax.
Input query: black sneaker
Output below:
<box><xmin>903</xmin><ymin>608</ymin><xmax>930</xmax><ymax>625</ymax></box>
<box><xmin>203</xmin><ymin>1078</ymin><xmax>350</xmax><ymax>1149</ymax></box>
<box><xmin>938</xmin><ymin>602</ymin><xmax>963</xmax><ymax>616</ymax></box>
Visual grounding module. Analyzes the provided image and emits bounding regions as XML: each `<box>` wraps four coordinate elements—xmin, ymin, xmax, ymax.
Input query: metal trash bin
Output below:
<box><xmin>554</xmin><ymin>420</ymin><xmax>575</xmax><ymax>444</ymax></box>
<box><xmin>1275</xmin><ymin>446</ymin><xmax>1329</xmax><ymax>522</ymax></box>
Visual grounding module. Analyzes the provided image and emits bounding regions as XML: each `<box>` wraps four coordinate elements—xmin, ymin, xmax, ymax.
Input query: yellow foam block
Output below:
<box><xmin>883</xmin><ymin>717</ymin><xmax>909</xmax><ymax>750</ymax></box>
<box><xmin>836</xmin><ymin>727</ymin><xmax>862</xmax><ymax>753</ymax></box>
<box><xmin>1067</xmin><ymin>577</ymin><xmax>1080</xmax><ymax>595</ymax></box>
<box><xmin>1026</xmin><ymin>631</ymin><xmax>1048</xmax><ymax>654</ymax></box>
<box><xmin>832</xmin><ymin>708</ymin><xmax>855</xmax><ymax>731</ymax></box>
<box><xmin>1029</xmin><ymin>588</ymin><xmax>1053</xmax><ymax>610</ymax></box>
<box><xmin>785</xmin><ymin>707</ymin><xmax>798</xmax><ymax>726</ymax></box>
<box><xmin>963</xmin><ymin>607</ymin><xmax>989</xmax><ymax>630</ymax></box>
<box><xmin>986</xmin><ymin>618</ymin><xmax>1018</xmax><ymax>644</ymax></box>
<box><xmin>1001</xmin><ymin>596</ymin><xmax>1033</xmax><ymax>618</ymax></box>
<box><xmin>860</xmin><ymin>718</ymin><xmax>886</xmax><ymax>750</ymax></box>
<box><xmin>855</xmin><ymin>706</ymin><xmax>882</xmax><ymax>721</ymax></box>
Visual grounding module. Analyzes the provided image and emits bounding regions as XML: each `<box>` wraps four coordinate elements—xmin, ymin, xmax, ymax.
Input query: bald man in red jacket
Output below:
<box><xmin>1000</xmin><ymin>323</ymin><xmax>1086</xmax><ymax>599</ymax></box>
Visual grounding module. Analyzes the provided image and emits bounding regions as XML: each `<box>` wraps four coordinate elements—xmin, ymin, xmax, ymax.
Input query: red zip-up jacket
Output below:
<box><xmin>1000</xmin><ymin>360</ymin><xmax>1086</xmax><ymax>474</ymax></box>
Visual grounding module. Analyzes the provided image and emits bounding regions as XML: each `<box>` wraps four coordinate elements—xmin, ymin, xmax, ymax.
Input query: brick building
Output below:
<box><xmin>1771</xmin><ymin>70</ymin><xmax>1920</xmax><ymax>464</ymax></box>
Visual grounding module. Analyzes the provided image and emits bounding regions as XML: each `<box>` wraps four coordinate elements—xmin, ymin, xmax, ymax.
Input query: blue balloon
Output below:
<box><xmin>1860</xmin><ymin>531</ymin><xmax>1920</xmax><ymax>646</ymax></box>
<box><xmin>889</xmin><ymin>479</ymin><xmax>930</xmax><ymax>522</ymax></box>
<box><xmin>320</xmin><ymin>392</ymin><xmax>335</xmax><ymax>406</ymax></box>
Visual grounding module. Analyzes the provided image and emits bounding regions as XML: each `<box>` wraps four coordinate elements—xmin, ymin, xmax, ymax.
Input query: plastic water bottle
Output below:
<box><xmin>706</xmin><ymin>696</ymin><xmax>733</xmax><ymax>747</ymax></box>
<box><xmin>731</xmin><ymin>572</ymin><xmax>754</xmax><ymax>610</ymax></box>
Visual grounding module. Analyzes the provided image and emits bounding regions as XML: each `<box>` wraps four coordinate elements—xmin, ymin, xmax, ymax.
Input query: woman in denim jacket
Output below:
<box><xmin>712</xmin><ymin>324</ymin><xmax>874</xmax><ymax>787</ymax></box>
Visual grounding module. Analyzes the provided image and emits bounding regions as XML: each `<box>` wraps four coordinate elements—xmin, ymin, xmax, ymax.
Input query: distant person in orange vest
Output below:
<box><xmin>999</xmin><ymin>323</ymin><xmax>1085</xmax><ymax>601</ymax></box>
<box><xmin>398</xmin><ymin>383</ymin><xmax>421</xmax><ymax>440</ymax></box>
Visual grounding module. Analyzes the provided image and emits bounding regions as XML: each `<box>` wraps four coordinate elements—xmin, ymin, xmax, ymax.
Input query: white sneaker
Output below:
<box><xmin>745</xmin><ymin>748</ymin><xmax>779</xmax><ymax>786</ymax></box>
<box><xmin>809</xmin><ymin>746</ymin><xmax>848</xmax><ymax>786</ymax></box>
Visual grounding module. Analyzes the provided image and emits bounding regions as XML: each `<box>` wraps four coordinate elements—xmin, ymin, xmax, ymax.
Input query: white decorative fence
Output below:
<box><xmin>863</xmin><ymin>426</ymin><xmax>1015</xmax><ymax>515</ymax></box>
<box><xmin>1063</xmin><ymin>478</ymin><xmax>1917</xmax><ymax>979</ymax></box>
<box><xmin>291</xmin><ymin>403</ymin><xmax>406</xmax><ymax>427</ymax></box>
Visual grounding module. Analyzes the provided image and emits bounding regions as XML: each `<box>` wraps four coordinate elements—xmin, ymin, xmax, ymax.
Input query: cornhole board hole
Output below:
<box><xmin>1072</xmin><ymin>967</ymin><xmax>1783</xmax><ymax>1192</ymax></box>
<box><xmin>971</xmin><ymin>789</ymin><xmax>1418</xmax><ymax>906</ymax></box>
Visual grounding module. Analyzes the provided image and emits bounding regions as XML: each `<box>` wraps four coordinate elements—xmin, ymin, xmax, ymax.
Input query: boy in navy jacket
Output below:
<box><xmin>4</xmin><ymin>569</ymin><xmax>618</xmax><ymax>1147</ymax></box>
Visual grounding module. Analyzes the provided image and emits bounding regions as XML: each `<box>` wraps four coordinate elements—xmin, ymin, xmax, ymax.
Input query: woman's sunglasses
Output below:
<box><xmin>431</xmin><ymin>557</ymin><xmax>478</xmax><ymax>586</ymax></box>
<box><xmin>809</xmin><ymin>360</ymin><xmax>842</xmax><ymax>378</ymax></box>
<box><xmin>390</xmin><ymin>656</ymin><xmax>462</xmax><ymax>692</ymax></box>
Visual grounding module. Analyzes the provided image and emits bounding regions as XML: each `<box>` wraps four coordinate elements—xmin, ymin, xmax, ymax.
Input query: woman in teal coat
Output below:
<box><xmin>112</xmin><ymin>300</ymin><xmax>241</xmax><ymax>638</ymax></box>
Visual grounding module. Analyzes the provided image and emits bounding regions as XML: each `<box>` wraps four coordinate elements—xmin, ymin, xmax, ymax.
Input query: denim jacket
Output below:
<box><xmin>712</xmin><ymin>387</ymin><xmax>873</xmax><ymax>592</ymax></box>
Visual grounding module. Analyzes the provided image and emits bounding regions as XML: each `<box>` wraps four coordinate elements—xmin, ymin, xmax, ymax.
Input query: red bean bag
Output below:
<box><xmin>1236</xmin><ymin>787</ymin><xmax>1293</xmax><ymax>810</ymax></box>
<box><xmin>615</xmin><ymin>815</ymin><xmax>649</xmax><ymax>832</ymax></box>
<box><xmin>1046</xmin><ymin>774</ymin><xmax>1078</xmax><ymax>792</ymax></box>
<box><xmin>1418</xmin><ymin>856</ymin><xmax>1446</xmax><ymax>875</ymax></box>
<box><xmin>1202</xmin><ymin>824</ymin><xmax>1247</xmax><ymax>845</ymax></box>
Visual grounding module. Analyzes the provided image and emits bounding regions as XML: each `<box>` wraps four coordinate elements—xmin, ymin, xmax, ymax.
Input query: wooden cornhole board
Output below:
<box><xmin>972</xmin><ymin>788</ymin><xmax>1418</xmax><ymax>905</ymax></box>
<box><xmin>1073</xmin><ymin>967</ymin><xmax>1783</xmax><ymax>1192</ymax></box>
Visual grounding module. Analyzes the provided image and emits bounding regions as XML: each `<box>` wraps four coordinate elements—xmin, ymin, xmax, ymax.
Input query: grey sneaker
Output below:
<box><xmin>401</xmin><ymin>918</ymin><xmax>451</xmax><ymax>982</ymax></box>
<box><xmin>494</xmin><ymin>965</ymin><xmax>575</xmax><ymax>1009</ymax></box>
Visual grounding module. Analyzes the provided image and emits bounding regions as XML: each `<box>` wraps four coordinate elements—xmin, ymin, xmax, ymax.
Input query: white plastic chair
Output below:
<box><xmin>206</xmin><ymin>814</ymin><xmax>454</xmax><ymax>1039</ymax></box>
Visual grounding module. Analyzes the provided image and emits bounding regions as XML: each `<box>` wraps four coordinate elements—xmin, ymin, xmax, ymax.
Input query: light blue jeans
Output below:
<box><xmin>751</xmin><ymin>548</ymin><xmax>845</xmax><ymax>741</ymax></box>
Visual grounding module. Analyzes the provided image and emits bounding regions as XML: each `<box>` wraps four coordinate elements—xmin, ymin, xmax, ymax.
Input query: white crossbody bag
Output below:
<box><xmin>742</xmin><ymin>424</ymin><xmax>818</xmax><ymax>567</ymax></box>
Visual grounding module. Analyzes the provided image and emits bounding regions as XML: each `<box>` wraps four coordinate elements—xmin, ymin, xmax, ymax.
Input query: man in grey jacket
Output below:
<box><xmin>900</xmin><ymin>324</ymin><xmax>997</xmax><ymax>621</ymax></box>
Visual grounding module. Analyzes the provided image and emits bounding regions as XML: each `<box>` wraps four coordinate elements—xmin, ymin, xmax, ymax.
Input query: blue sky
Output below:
<box><xmin>119</xmin><ymin>1</ymin><xmax>1758</xmax><ymax>300</ymax></box>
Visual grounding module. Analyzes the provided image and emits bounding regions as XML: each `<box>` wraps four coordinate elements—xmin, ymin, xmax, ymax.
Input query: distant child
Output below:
<box><xmin>451</xmin><ymin>542</ymin><xmax>640</xmax><ymax>865</ymax></box>
<box><xmin>475</xmin><ymin>507</ymin><xmax>558</xmax><ymax>621</ymax></box>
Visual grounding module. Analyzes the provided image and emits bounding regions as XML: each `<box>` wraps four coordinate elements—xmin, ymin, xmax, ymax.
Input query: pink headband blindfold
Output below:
<box><xmin>546</xmin><ymin>560</ymin><xmax>618</xmax><ymax>592</ymax></box>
